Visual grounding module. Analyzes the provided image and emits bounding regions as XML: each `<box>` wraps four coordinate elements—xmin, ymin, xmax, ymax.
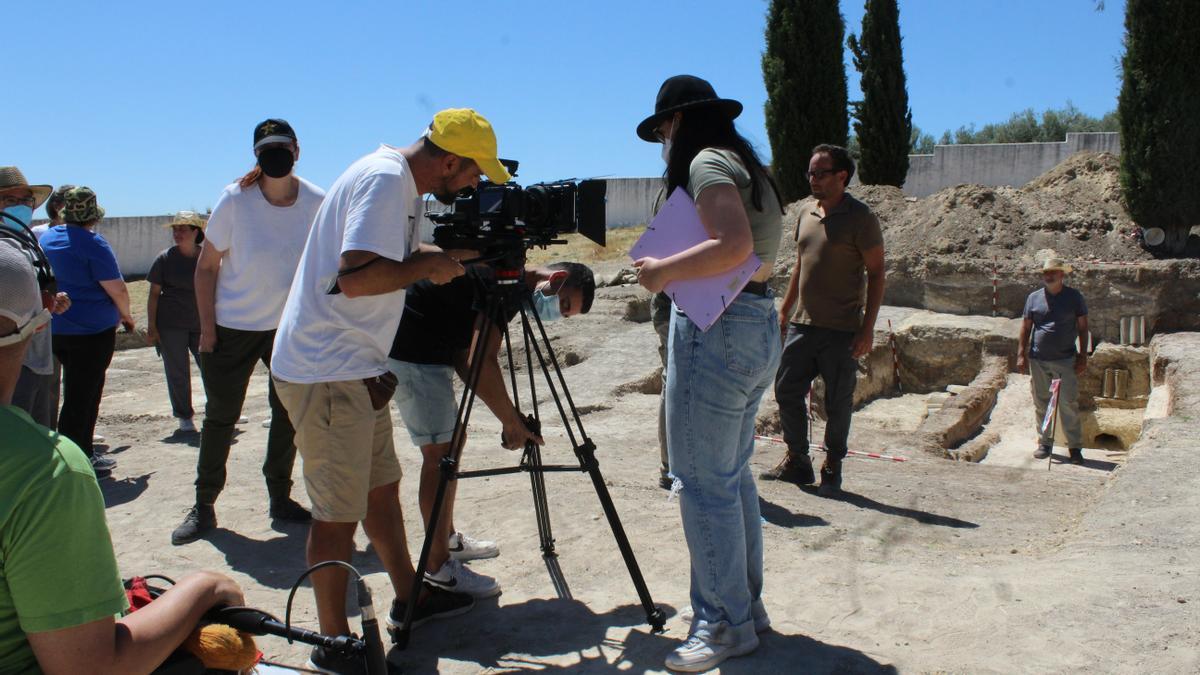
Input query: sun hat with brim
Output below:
<box><xmin>164</xmin><ymin>210</ymin><xmax>207</xmax><ymax>230</ymax></box>
<box><xmin>60</xmin><ymin>186</ymin><xmax>105</xmax><ymax>223</ymax></box>
<box><xmin>637</xmin><ymin>75</ymin><xmax>743</xmax><ymax>143</ymax></box>
<box><xmin>426</xmin><ymin>108</ymin><xmax>511</xmax><ymax>184</ymax></box>
<box><xmin>0</xmin><ymin>167</ymin><xmax>53</xmax><ymax>210</ymax></box>
<box><xmin>1041</xmin><ymin>258</ymin><xmax>1074</xmax><ymax>274</ymax></box>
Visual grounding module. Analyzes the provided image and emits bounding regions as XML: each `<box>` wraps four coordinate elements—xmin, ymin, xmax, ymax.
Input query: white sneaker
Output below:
<box><xmin>178</xmin><ymin>418</ymin><xmax>197</xmax><ymax>433</ymax></box>
<box><xmin>665</xmin><ymin>627</ymin><xmax>759</xmax><ymax>672</ymax></box>
<box><xmin>424</xmin><ymin>559</ymin><xmax>501</xmax><ymax>598</ymax></box>
<box><xmin>448</xmin><ymin>531</ymin><xmax>499</xmax><ymax>561</ymax></box>
<box><xmin>261</xmin><ymin>418</ymin><xmax>271</xmax><ymax>428</ymax></box>
<box><xmin>237</xmin><ymin>415</ymin><xmax>249</xmax><ymax>424</ymax></box>
<box><xmin>92</xmin><ymin>433</ymin><xmax>106</xmax><ymax>444</ymax></box>
<box><xmin>680</xmin><ymin>604</ymin><xmax>771</xmax><ymax>633</ymax></box>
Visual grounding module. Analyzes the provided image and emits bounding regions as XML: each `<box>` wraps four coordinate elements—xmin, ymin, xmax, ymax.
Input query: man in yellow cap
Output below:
<box><xmin>270</xmin><ymin>109</ymin><xmax>508</xmax><ymax>671</ymax></box>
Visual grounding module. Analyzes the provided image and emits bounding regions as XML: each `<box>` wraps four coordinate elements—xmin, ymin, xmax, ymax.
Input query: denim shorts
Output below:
<box><xmin>387</xmin><ymin>359</ymin><xmax>457</xmax><ymax>446</ymax></box>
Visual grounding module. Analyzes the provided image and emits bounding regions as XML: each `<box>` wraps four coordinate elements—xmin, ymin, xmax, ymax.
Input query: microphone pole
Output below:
<box><xmin>354</xmin><ymin>577</ymin><xmax>389</xmax><ymax>675</ymax></box>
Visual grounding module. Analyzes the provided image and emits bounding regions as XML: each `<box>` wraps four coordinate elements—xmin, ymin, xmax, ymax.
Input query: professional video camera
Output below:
<box><xmin>427</xmin><ymin>160</ymin><xmax>607</xmax><ymax>259</ymax></box>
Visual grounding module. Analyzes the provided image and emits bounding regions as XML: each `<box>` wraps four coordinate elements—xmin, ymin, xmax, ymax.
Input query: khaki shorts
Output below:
<box><xmin>273</xmin><ymin>377</ymin><xmax>403</xmax><ymax>522</ymax></box>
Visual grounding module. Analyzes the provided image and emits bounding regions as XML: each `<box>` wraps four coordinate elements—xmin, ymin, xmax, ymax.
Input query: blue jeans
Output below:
<box><xmin>666</xmin><ymin>292</ymin><xmax>782</xmax><ymax>643</ymax></box>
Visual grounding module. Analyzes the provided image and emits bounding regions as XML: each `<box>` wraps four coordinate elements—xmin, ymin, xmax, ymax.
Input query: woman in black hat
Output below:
<box><xmin>633</xmin><ymin>74</ymin><xmax>784</xmax><ymax>672</ymax></box>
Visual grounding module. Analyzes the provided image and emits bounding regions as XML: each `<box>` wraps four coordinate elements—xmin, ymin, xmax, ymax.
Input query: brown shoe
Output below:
<box><xmin>759</xmin><ymin>453</ymin><xmax>815</xmax><ymax>485</ymax></box>
<box><xmin>1033</xmin><ymin>444</ymin><xmax>1052</xmax><ymax>460</ymax></box>
<box><xmin>817</xmin><ymin>459</ymin><xmax>842</xmax><ymax>497</ymax></box>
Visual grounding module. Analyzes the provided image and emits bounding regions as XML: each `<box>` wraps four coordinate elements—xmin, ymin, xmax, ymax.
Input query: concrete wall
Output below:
<box><xmin>897</xmin><ymin>132</ymin><xmax>1121</xmax><ymax>198</ymax></box>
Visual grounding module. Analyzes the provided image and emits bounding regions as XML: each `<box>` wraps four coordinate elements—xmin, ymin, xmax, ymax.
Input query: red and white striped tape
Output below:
<box><xmin>888</xmin><ymin>319</ymin><xmax>902</xmax><ymax>393</ymax></box>
<box><xmin>754</xmin><ymin>435</ymin><xmax>909</xmax><ymax>462</ymax></box>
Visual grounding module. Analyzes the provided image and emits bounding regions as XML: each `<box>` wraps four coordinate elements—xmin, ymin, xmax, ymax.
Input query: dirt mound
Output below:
<box><xmin>773</xmin><ymin>152</ymin><xmax>1149</xmax><ymax>283</ymax></box>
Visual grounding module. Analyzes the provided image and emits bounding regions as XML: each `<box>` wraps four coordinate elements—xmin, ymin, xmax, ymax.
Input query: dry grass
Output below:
<box><xmin>525</xmin><ymin>226</ymin><xmax>645</xmax><ymax>265</ymax></box>
<box><xmin>127</xmin><ymin>279</ymin><xmax>151</xmax><ymax>328</ymax></box>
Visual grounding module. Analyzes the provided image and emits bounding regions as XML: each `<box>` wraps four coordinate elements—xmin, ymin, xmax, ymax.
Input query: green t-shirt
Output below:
<box><xmin>0</xmin><ymin>405</ymin><xmax>128</xmax><ymax>674</ymax></box>
<box><xmin>687</xmin><ymin>148</ymin><xmax>783</xmax><ymax>273</ymax></box>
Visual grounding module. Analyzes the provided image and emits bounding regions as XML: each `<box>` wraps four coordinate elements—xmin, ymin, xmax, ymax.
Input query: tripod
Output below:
<box><xmin>392</xmin><ymin>265</ymin><xmax>666</xmax><ymax>647</ymax></box>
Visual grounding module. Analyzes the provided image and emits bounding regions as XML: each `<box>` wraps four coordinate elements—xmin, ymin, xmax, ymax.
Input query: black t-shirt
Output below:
<box><xmin>389</xmin><ymin>265</ymin><xmax>522</xmax><ymax>366</ymax></box>
<box><xmin>147</xmin><ymin>246</ymin><xmax>200</xmax><ymax>331</ymax></box>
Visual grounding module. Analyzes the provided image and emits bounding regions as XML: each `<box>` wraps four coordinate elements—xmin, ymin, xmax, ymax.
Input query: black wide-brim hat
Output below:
<box><xmin>636</xmin><ymin>75</ymin><xmax>743</xmax><ymax>142</ymax></box>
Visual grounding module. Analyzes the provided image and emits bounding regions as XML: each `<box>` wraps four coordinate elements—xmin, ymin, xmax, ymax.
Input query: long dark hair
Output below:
<box><xmin>664</xmin><ymin>107</ymin><xmax>784</xmax><ymax>214</ymax></box>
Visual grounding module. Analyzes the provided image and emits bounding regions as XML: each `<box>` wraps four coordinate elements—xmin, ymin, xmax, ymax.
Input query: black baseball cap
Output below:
<box><xmin>253</xmin><ymin>118</ymin><xmax>297</xmax><ymax>150</ymax></box>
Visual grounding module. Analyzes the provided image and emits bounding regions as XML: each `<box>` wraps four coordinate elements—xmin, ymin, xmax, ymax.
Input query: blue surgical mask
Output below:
<box><xmin>1</xmin><ymin>205</ymin><xmax>33</xmax><ymax>232</ymax></box>
<box><xmin>532</xmin><ymin>289</ymin><xmax>563</xmax><ymax>322</ymax></box>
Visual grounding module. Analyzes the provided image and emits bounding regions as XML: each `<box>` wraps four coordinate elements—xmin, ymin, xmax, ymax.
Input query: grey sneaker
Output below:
<box><xmin>1033</xmin><ymin>444</ymin><xmax>1052</xmax><ymax>459</ymax></box>
<box><xmin>665</xmin><ymin>626</ymin><xmax>759</xmax><ymax>672</ymax></box>
<box><xmin>171</xmin><ymin>504</ymin><xmax>216</xmax><ymax>545</ymax></box>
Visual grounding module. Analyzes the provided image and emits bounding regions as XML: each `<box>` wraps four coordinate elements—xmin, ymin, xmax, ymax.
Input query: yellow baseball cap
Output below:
<box><xmin>427</xmin><ymin>108</ymin><xmax>512</xmax><ymax>184</ymax></box>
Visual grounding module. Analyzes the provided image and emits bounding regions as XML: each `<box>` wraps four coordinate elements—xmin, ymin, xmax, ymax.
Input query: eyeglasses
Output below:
<box><xmin>0</xmin><ymin>195</ymin><xmax>36</xmax><ymax>208</ymax></box>
<box><xmin>807</xmin><ymin>169</ymin><xmax>837</xmax><ymax>180</ymax></box>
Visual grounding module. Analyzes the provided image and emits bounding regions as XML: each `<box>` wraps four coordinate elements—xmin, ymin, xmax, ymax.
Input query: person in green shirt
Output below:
<box><xmin>0</xmin><ymin>241</ymin><xmax>244</xmax><ymax>674</ymax></box>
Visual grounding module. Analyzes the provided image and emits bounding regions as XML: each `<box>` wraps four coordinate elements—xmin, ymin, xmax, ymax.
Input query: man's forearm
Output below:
<box><xmin>779</xmin><ymin>267</ymin><xmax>800</xmax><ymax>322</ymax></box>
<box><xmin>862</xmin><ymin>271</ymin><xmax>885</xmax><ymax>331</ymax></box>
<box><xmin>337</xmin><ymin>254</ymin><xmax>433</xmax><ymax>298</ymax></box>
<box><xmin>472</xmin><ymin>360</ymin><xmax>521</xmax><ymax>425</ymax></box>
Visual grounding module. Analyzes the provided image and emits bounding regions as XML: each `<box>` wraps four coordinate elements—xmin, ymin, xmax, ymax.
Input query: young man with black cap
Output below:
<box><xmin>271</xmin><ymin>109</ymin><xmax>510</xmax><ymax>672</ymax></box>
<box><xmin>172</xmin><ymin>118</ymin><xmax>324</xmax><ymax>545</ymax></box>
<box><xmin>388</xmin><ymin>260</ymin><xmax>595</xmax><ymax>599</ymax></box>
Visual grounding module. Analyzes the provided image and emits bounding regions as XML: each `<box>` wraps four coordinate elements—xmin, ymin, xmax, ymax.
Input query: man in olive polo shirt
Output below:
<box><xmin>762</xmin><ymin>144</ymin><xmax>885</xmax><ymax>496</ymax></box>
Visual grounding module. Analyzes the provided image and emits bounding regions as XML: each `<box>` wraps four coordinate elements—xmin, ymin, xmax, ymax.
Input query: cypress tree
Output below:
<box><xmin>848</xmin><ymin>0</ymin><xmax>911</xmax><ymax>186</ymax></box>
<box><xmin>763</xmin><ymin>0</ymin><xmax>849</xmax><ymax>204</ymax></box>
<box><xmin>1118</xmin><ymin>0</ymin><xmax>1200</xmax><ymax>250</ymax></box>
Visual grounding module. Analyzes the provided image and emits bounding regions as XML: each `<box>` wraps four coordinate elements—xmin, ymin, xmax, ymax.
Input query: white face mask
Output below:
<box><xmin>660</xmin><ymin>119</ymin><xmax>676</xmax><ymax>165</ymax></box>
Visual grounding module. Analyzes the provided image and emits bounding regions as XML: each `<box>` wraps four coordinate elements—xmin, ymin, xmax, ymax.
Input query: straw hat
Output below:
<box><xmin>1040</xmin><ymin>258</ymin><xmax>1073</xmax><ymax>274</ymax></box>
<box><xmin>0</xmin><ymin>167</ymin><xmax>52</xmax><ymax>210</ymax></box>
<box><xmin>164</xmin><ymin>210</ymin><xmax>207</xmax><ymax>230</ymax></box>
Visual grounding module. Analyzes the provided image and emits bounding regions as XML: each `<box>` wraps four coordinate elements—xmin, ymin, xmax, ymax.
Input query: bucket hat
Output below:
<box><xmin>60</xmin><ymin>186</ymin><xmax>105</xmax><ymax>223</ymax></box>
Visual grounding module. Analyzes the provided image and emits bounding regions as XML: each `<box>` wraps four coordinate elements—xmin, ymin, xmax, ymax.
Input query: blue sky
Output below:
<box><xmin>8</xmin><ymin>0</ymin><xmax>1125</xmax><ymax>217</ymax></box>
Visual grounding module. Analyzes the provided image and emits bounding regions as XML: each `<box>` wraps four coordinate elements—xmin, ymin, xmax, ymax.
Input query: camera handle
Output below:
<box><xmin>391</xmin><ymin>280</ymin><xmax>666</xmax><ymax>649</ymax></box>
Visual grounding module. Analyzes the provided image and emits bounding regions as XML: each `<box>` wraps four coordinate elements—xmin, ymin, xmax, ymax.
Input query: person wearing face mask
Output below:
<box><xmin>385</xmin><ymin>260</ymin><xmax>595</xmax><ymax>598</ymax></box>
<box><xmin>0</xmin><ymin>170</ymin><xmax>70</xmax><ymax>430</ymax></box>
<box><xmin>632</xmin><ymin>75</ymin><xmax>785</xmax><ymax>673</ymax></box>
<box><xmin>171</xmin><ymin>119</ymin><xmax>325</xmax><ymax>546</ymax></box>
<box><xmin>145</xmin><ymin>211</ymin><xmax>207</xmax><ymax>434</ymax></box>
<box><xmin>270</xmin><ymin>109</ymin><xmax>509</xmax><ymax>671</ymax></box>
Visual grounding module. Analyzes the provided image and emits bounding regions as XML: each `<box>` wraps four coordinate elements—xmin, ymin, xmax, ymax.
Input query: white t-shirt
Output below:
<box><xmin>204</xmin><ymin>177</ymin><xmax>325</xmax><ymax>331</ymax></box>
<box><xmin>271</xmin><ymin>146</ymin><xmax>421</xmax><ymax>384</ymax></box>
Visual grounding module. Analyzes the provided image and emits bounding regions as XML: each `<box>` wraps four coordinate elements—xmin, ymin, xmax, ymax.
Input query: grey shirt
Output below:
<box><xmin>22</xmin><ymin>225</ymin><xmax>54</xmax><ymax>375</ymax></box>
<box><xmin>147</xmin><ymin>246</ymin><xmax>201</xmax><ymax>332</ymax></box>
<box><xmin>1024</xmin><ymin>285</ymin><xmax>1088</xmax><ymax>361</ymax></box>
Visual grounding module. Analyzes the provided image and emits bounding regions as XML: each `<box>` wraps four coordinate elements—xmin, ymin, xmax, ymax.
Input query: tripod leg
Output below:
<box><xmin>521</xmin><ymin>304</ymin><xmax>667</xmax><ymax>632</ymax></box>
<box><xmin>525</xmin><ymin>441</ymin><xmax>556</xmax><ymax>556</ymax></box>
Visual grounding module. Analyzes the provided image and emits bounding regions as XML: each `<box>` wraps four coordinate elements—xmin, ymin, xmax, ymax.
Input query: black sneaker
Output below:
<box><xmin>817</xmin><ymin>460</ymin><xmax>842</xmax><ymax>497</ymax></box>
<box><xmin>171</xmin><ymin>504</ymin><xmax>216</xmax><ymax>545</ymax></box>
<box><xmin>269</xmin><ymin>496</ymin><xmax>312</xmax><ymax>523</ymax></box>
<box><xmin>1033</xmin><ymin>444</ymin><xmax>1052</xmax><ymax>460</ymax></box>
<box><xmin>1068</xmin><ymin>448</ymin><xmax>1084</xmax><ymax>465</ymax></box>
<box><xmin>760</xmin><ymin>453</ymin><xmax>815</xmax><ymax>485</ymax></box>
<box><xmin>308</xmin><ymin>645</ymin><xmax>366</xmax><ymax>674</ymax></box>
<box><xmin>386</xmin><ymin>582</ymin><xmax>474</xmax><ymax>633</ymax></box>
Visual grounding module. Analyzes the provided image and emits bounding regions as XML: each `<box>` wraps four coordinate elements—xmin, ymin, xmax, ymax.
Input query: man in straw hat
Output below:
<box><xmin>1017</xmin><ymin>257</ymin><xmax>1089</xmax><ymax>464</ymax></box>
<box><xmin>0</xmin><ymin>240</ymin><xmax>244</xmax><ymax>674</ymax></box>
<box><xmin>270</xmin><ymin>108</ymin><xmax>509</xmax><ymax>670</ymax></box>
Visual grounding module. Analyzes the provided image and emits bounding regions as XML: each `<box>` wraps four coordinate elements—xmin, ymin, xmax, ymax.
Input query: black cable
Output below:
<box><xmin>284</xmin><ymin>560</ymin><xmax>363</xmax><ymax>645</ymax></box>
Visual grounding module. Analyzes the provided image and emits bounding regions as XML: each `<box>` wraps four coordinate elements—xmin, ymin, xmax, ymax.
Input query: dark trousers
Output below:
<box><xmin>13</xmin><ymin>363</ymin><xmax>59</xmax><ymax>429</ymax></box>
<box><xmin>195</xmin><ymin>325</ymin><xmax>295</xmax><ymax>505</ymax></box>
<box><xmin>52</xmin><ymin>328</ymin><xmax>116</xmax><ymax>458</ymax></box>
<box><xmin>159</xmin><ymin>328</ymin><xmax>200</xmax><ymax>419</ymax></box>
<box><xmin>774</xmin><ymin>323</ymin><xmax>858</xmax><ymax>462</ymax></box>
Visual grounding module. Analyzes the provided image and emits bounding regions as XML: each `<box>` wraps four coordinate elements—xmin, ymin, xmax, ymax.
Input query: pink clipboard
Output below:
<box><xmin>630</xmin><ymin>187</ymin><xmax>762</xmax><ymax>332</ymax></box>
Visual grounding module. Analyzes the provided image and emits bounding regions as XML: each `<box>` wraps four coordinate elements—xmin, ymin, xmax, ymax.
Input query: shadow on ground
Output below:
<box><xmin>799</xmin><ymin>486</ymin><xmax>979</xmax><ymax>529</ymax></box>
<box><xmin>389</xmin><ymin>597</ymin><xmax>896</xmax><ymax>673</ymax></box>
<box><xmin>759</xmin><ymin>497</ymin><xmax>830</xmax><ymax>528</ymax></box>
<box><xmin>102</xmin><ymin>472</ymin><xmax>152</xmax><ymax>508</ymax></box>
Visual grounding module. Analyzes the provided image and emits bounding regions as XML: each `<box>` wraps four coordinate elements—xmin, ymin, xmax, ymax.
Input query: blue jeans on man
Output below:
<box><xmin>665</xmin><ymin>293</ymin><xmax>781</xmax><ymax>646</ymax></box>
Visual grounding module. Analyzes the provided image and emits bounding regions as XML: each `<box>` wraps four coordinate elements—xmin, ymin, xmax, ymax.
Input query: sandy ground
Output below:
<box><xmin>95</xmin><ymin>295</ymin><xmax>1200</xmax><ymax>674</ymax></box>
